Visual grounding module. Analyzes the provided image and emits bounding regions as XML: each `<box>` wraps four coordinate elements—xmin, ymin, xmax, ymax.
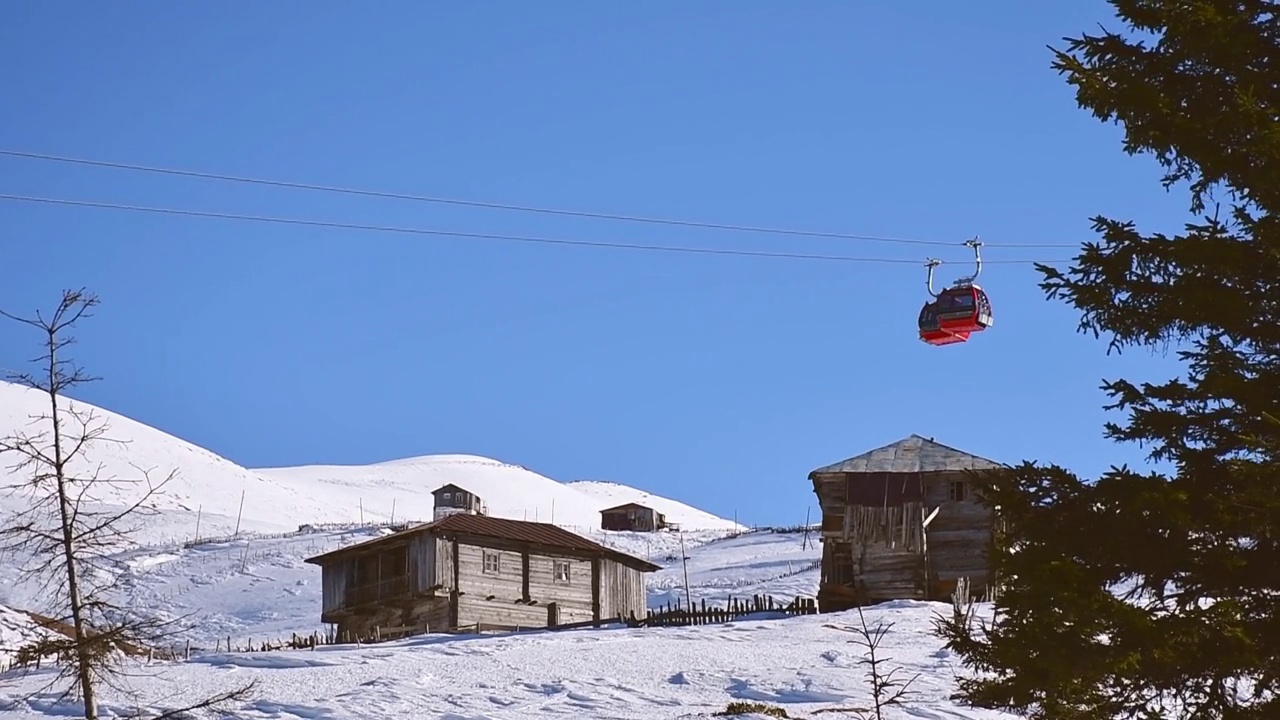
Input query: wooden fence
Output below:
<box><xmin>629</xmin><ymin>594</ymin><xmax>818</xmax><ymax>628</ymax></box>
<box><xmin>213</xmin><ymin>594</ymin><xmax>818</xmax><ymax>653</ymax></box>
<box><xmin>1</xmin><ymin>594</ymin><xmax>821</xmax><ymax>672</ymax></box>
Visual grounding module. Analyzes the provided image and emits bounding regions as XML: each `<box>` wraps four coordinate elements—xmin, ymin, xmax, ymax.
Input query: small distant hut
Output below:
<box><xmin>433</xmin><ymin>483</ymin><xmax>487</xmax><ymax>521</ymax></box>
<box><xmin>808</xmin><ymin>434</ymin><xmax>1004</xmax><ymax>612</ymax></box>
<box><xmin>599</xmin><ymin>503</ymin><xmax>667</xmax><ymax>532</ymax></box>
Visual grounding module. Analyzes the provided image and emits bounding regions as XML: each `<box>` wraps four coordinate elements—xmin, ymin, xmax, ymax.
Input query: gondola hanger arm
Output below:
<box><xmin>924</xmin><ymin>258</ymin><xmax>942</xmax><ymax>298</ymax></box>
<box><xmin>950</xmin><ymin>237</ymin><xmax>983</xmax><ymax>288</ymax></box>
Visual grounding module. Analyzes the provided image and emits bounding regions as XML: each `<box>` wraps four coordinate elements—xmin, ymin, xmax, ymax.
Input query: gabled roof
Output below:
<box><xmin>809</xmin><ymin>434</ymin><xmax>1004</xmax><ymax>475</ymax></box>
<box><xmin>599</xmin><ymin>502</ymin><xmax>655</xmax><ymax>514</ymax></box>
<box><xmin>432</xmin><ymin>483</ymin><xmax>474</xmax><ymax>497</ymax></box>
<box><xmin>304</xmin><ymin>512</ymin><xmax>661</xmax><ymax>572</ymax></box>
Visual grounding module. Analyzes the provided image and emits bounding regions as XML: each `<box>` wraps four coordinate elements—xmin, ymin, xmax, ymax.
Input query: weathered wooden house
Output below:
<box><xmin>432</xmin><ymin>483</ymin><xmax>487</xmax><ymax>521</ymax></box>
<box><xmin>304</xmin><ymin>513</ymin><xmax>660</xmax><ymax>640</ymax></box>
<box><xmin>599</xmin><ymin>503</ymin><xmax>668</xmax><ymax>532</ymax></box>
<box><xmin>808</xmin><ymin>434</ymin><xmax>1004</xmax><ymax>612</ymax></box>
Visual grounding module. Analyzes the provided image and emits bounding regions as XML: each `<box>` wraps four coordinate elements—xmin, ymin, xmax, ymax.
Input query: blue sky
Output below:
<box><xmin>1</xmin><ymin>2</ymin><xmax>1190</xmax><ymax>526</ymax></box>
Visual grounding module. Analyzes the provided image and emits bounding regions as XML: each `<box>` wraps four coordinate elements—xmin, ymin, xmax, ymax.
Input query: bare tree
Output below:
<box><xmin>825</xmin><ymin>605</ymin><xmax>922</xmax><ymax>720</ymax></box>
<box><xmin>0</xmin><ymin>288</ymin><xmax>253</xmax><ymax>717</ymax></box>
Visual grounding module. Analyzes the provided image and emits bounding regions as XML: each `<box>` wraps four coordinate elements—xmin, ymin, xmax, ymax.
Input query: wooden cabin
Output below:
<box><xmin>599</xmin><ymin>503</ymin><xmax>668</xmax><ymax>532</ymax></box>
<box><xmin>304</xmin><ymin>513</ymin><xmax>660</xmax><ymax>640</ymax></box>
<box><xmin>808</xmin><ymin>434</ymin><xmax>1004</xmax><ymax>612</ymax></box>
<box><xmin>432</xmin><ymin>483</ymin><xmax>487</xmax><ymax>521</ymax></box>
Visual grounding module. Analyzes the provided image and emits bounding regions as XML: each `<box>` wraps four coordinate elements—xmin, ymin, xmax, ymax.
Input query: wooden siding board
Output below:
<box><xmin>320</xmin><ymin>558</ymin><xmax>351</xmax><ymax>614</ymax></box>
<box><xmin>597</xmin><ymin>559</ymin><xmax>646</xmax><ymax>620</ymax></box>
<box><xmin>451</xmin><ymin>542</ymin><xmax>596</xmax><ymax>628</ymax></box>
<box><xmin>333</xmin><ymin>596</ymin><xmax>451</xmax><ymax>640</ymax></box>
<box><xmin>526</xmin><ymin>553</ymin><xmax>593</xmax><ymax>609</ymax></box>
<box><xmin>410</xmin><ymin>534</ymin><xmax>437</xmax><ymax>593</ymax></box>
<box><xmin>456</xmin><ymin>543</ymin><xmax>526</xmax><ymax>599</ymax></box>
<box><xmin>435</xmin><ymin>537</ymin><xmax>454</xmax><ymax>590</ymax></box>
<box><xmin>454</xmin><ymin>594</ymin><xmax>554</xmax><ymax>629</ymax></box>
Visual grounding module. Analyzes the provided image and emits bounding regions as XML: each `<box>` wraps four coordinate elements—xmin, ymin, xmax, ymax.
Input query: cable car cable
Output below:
<box><xmin>0</xmin><ymin>192</ymin><xmax>1071</xmax><ymax>266</ymax></box>
<box><xmin>0</xmin><ymin>149</ymin><xmax>1078</xmax><ymax>250</ymax></box>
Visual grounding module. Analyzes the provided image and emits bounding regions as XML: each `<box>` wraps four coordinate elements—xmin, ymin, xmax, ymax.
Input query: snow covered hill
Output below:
<box><xmin>257</xmin><ymin>456</ymin><xmax>636</xmax><ymax>532</ymax></box>
<box><xmin>0</xmin><ymin>380</ymin><xmax>295</xmax><ymax>541</ymax></box>
<box><xmin>0</xmin><ymin>381</ymin><xmax>743</xmax><ymax>551</ymax></box>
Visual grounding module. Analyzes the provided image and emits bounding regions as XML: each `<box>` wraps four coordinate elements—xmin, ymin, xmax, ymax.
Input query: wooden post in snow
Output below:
<box><xmin>679</xmin><ymin>531</ymin><xmax>692</xmax><ymax>612</ymax></box>
<box><xmin>234</xmin><ymin>490</ymin><xmax>247</xmax><ymax>537</ymax></box>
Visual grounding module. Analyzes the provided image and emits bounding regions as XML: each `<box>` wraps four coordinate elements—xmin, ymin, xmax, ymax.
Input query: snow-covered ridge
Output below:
<box><xmin>0</xmin><ymin>381</ymin><xmax>743</xmax><ymax>548</ymax></box>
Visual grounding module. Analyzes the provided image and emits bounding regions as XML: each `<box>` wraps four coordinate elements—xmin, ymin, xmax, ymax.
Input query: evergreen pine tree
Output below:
<box><xmin>936</xmin><ymin>2</ymin><xmax>1279</xmax><ymax>718</ymax></box>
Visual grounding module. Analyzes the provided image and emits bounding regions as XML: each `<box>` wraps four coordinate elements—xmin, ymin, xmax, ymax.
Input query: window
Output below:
<box><xmin>949</xmin><ymin>480</ymin><xmax>967</xmax><ymax>502</ymax></box>
<box><xmin>483</xmin><ymin>550</ymin><xmax>501</xmax><ymax>574</ymax></box>
<box><xmin>553</xmin><ymin>560</ymin><xmax>571</xmax><ymax>583</ymax></box>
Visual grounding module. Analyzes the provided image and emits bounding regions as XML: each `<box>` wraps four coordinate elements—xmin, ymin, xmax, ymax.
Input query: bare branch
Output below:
<box><xmin>1</xmin><ymin>289</ymin><xmax>253</xmax><ymax>718</ymax></box>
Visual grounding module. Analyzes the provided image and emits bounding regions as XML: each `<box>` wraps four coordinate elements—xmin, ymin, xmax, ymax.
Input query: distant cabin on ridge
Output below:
<box><xmin>599</xmin><ymin>503</ymin><xmax>668</xmax><ymax>533</ymax></box>
<box><xmin>304</xmin><ymin>513</ymin><xmax>660</xmax><ymax>641</ymax></box>
<box><xmin>432</xmin><ymin>483</ymin><xmax>487</xmax><ymax>521</ymax></box>
<box><xmin>808</xmin><ymin>434</ymin><xmax>1005</xmax><ymax>612</ymax></box>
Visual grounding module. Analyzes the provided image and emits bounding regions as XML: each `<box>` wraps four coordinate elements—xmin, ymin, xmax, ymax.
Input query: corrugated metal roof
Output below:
<box><xmin>808</xmin><ymin>434</ymin><xmax>1004</xmax><ymax>475</ymax></box>
<box><xmin>305</xmin><ymin>512</ymin><xmax>661</xmax><ymax>572</ymax></box>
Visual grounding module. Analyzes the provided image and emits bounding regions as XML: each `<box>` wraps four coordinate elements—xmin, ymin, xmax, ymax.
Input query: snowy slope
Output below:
<box><xmin>0</xmin><ymin>526</ymin><xmax>1012</xmax><ymax>720</ymax></box>
<box><xmin>0</xmin><ymin>527</ymin><xmax>811</xmax><ymax>651</ymax></box>
<box><xmin>0</xmin><ymin>606</ymin><xmax>62</xmax><ymax>670</ymax></box>
<box><xmin>0</xmin><ymin>380</ymin><xmax>297</xmax><ymax>540</ymax></box>
<box><xmin>648</xmin><ymin>529</ymin><xmax>821</xmax><ymax>607</ymax></box>
<box><xmin>0</xmin><ymin>602</ymin><xmax>1012</xmax><ymax>720</ymax></box>
<box><xmin>568</xmin><ymin>479</ymin><xmax>742</xmax><ymax>531</ymax></box>
<box><xmin>255</xmin><ymin>455</ymin><xmax>613</xmax><ymax>531</ymax></box>
<box><xmin>0</xmin><ymin>381</ymin><xmax>741</xmax><ymax>549</ymax></box>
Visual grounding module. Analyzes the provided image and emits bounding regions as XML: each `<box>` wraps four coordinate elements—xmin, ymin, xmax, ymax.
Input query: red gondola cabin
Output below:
<box><xmin>934</xmin><ymin>285</ymin><xmax>993</xmax><ymax>335</ymax></box>
<box><xmin>918</xmin><ymin>300</ymin><xmax>969</xmax><ymax>346</ymax></box>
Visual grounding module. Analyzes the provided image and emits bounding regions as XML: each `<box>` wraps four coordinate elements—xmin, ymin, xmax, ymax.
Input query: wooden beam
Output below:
<box><xmin>590</xmin><ymin>557</ymin><xmax>601</xmax><ymax>622</ymax></box>
<box><xmin>521</xmin><ymin>551</ymin><xmax>531</xmax><ymax>602</ymax></box>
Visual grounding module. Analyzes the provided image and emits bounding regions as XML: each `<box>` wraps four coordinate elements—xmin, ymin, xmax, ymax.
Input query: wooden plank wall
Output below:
<box><xmin>596</xmin><ymin>558</ymin><xmax>646</xmax><ymax>620</ymax></box>
<box><xmin>436</xmin><ymin>536</ymin><xmax>455</xmax><ymax>591</ymax></box>
<box><xmin>320</xmin><ymin>557</ymin><xmax>352</xmax><ymax>615</ymax></box>
<box><xmin>409</xmin><ymin>533</ymin><xmax>437</xmax><ymax>594</ymax></box>
<box><xmin>453</xmin><ymin>542</ymin><xmax>596</xmax><ymax>628</ymax></box>
<box><xmin>333</xmin><ymin>596</ymin><xmax>451</xmax><ymax>641</ymax></box>
<box><xmin>923</xmin><ymin>471</ymin><xmax>994</xmax><ymax>594</ymax></box>
<box><xmin>811</xmin><ymin>468</ymin><xmax>998</xmax><ymax>609</ymax></box>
